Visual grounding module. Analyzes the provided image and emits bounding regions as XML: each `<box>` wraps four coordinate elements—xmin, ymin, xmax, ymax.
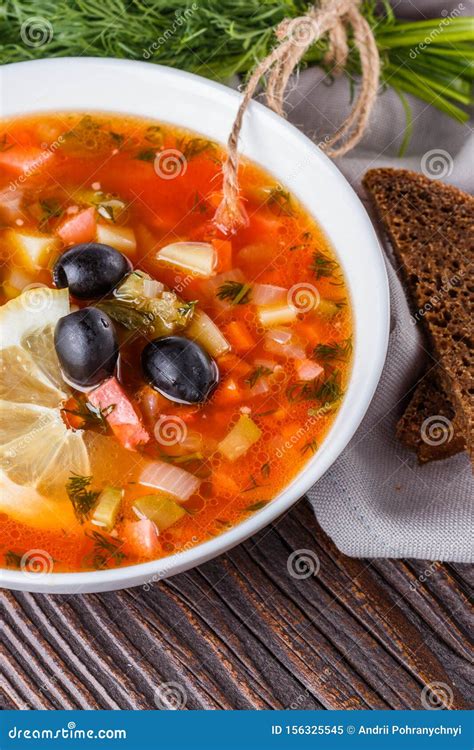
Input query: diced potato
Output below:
<box><xmin>156</xmin><ymin>242</ymin><xmax>217</xmax><ymax>277</ymax></box>
<box><xmin>133</xmin><ymin>493</ymin><xmax>186</xmax><ymax>531</ymax></box>
<box><xmin>218</xmin><ymin>415</ymin><xmax>262</xmax><ymax>461</ymax></box>
<box><xmin>96</xmin><ymin>223</ymin><xmax>136</xmax><ymax>256</ymax></box>
<box><xmin>187</xmin><ymin>310</ymin><xmax>230</xmax><ymax>357</ymax></box>
<box><xmin>91</xmin><ymin>486</ymin><xmax>123</xmax><ymax>532</ymax></box>
<box><xmin>257</xmin><ymin>302</ymin><xmax>297</xmax><ymax>328</ymax></box>
<box><xmin>5</xmin><ymin>229</ymin><xmax>60</xmax><ymax>271</ymax></box>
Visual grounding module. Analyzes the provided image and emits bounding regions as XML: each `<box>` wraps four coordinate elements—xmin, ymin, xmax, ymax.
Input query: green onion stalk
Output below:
<box><xmin>1</xmin><ymin>0</ymin><xmax>473</xmax><ymax>145</ymax></box>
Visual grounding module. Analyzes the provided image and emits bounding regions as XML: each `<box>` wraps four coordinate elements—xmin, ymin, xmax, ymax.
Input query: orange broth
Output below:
<box><xmin>0</xmin><ymin>112</ymin><xmax>352</xmax><ymax>573</ymax></box>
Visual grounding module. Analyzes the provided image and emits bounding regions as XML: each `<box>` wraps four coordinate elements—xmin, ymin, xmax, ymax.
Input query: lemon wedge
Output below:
<box><xmin>0</xmin><ymin>288</ymin><xmax>90</xmax><ymax>524</ymax></box>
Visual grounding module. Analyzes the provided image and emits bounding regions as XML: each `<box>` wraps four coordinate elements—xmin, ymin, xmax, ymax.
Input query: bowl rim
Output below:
<box><xmin>0</xmin><ymin>57</ymin><xmax>390</xmax><ymax>593</ymax></box>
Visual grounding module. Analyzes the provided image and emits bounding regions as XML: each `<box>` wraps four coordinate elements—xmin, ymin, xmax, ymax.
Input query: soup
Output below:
<box><xmin>0</xmin><ymin>112</ymin><xmax>352</xmax><ymax>573</ymax></box>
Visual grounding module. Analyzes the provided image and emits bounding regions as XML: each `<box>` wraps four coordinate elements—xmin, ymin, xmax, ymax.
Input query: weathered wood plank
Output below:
<box><xmin>1</xmin><ymin>499</ymin><xmax>472</xmax><ymax>710</ymax></box>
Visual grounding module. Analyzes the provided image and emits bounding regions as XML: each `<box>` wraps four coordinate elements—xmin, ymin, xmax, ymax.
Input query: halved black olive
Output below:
<box><xmin>53</xmin><ymin>243</ymin><xmax>132</xmax><ymax>300</ymax></box>
<box><xmin>54</xmin><ymin>307</ymin><xmax>119</xmax><ymax>388</ymax></box>
<box><xmin>141</xmin><ymin>336</ymin><xmax>219</xmax><ymax>404</ymax></box>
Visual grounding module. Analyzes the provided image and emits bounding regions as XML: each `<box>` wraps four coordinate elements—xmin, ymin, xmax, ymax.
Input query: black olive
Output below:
<box><xmin>54</xmin><ymin>308</ymin><xmax>119</xmax><ymax>388</ymax></box>
<box><xmin>141</xmin><ymin>336</ymin><xmax>219</xmax><ymax>404</ymax></box>
<box><xmin>53</xmin><ymin>243</ymin><xmax>132</xmax><ymax>300</ymax></box>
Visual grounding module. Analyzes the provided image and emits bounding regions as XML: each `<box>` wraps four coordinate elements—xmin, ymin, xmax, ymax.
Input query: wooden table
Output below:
<box><xmin>1</xmin><ymin>498</ymin><xmax>472</xmax><ymax>710</ymax></box>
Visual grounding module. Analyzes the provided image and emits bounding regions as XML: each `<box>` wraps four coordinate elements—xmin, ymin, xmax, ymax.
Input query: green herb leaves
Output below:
<box><xmin>66</xmin><ymin>474</ymin><xmax>99</xmax><ymax>524</ymax></box>
<box><xmin>216</xmin><ymin>281</ymin><xmax>252</xmax><ymax>305</ymax></box>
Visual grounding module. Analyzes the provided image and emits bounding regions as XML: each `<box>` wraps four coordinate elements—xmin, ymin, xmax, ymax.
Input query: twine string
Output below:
<box><xmin>214</xmin><ymin>0</ymin><xmax>380</xmax><ymax>233</ymax></box>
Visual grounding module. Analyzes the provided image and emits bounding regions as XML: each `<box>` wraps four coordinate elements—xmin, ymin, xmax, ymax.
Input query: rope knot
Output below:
<box><xmin>214</xmin><ymin>0</ymin><xmax>380</xmax><ymax>234</ymax></box>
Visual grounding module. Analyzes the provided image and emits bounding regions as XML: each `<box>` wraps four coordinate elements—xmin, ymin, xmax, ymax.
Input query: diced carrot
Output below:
<box><xmin>297</xmin><ymin>320</ymin><xmax>327</xmax><ymax>347</ymax></box>
<box><xmin>213</xmin><ymin>378</ymin><xmax>243</xmax><ymax>405</ymax></box>
<box><xmin>212</xmin><ymin>471</ymin><xmax>240</xmax><ymax>498</ymax></box>
<box><xmin>212</xmin><ymin>239</ymin><xmax>233</xmax><ymax>273</ymax></box>
<box><xmin>281</xmin><ymin>422</ymin><xmax>301</xmax><ymax>440</ymax></box>
<box><xmin>0</xmin><ymin>146</ymin><xmax>54</xmax><ymax>175</ymax></box>
<box><xmin>61</xmin><ymin>397</ymin><xmax>85</xmax><ymax>430</ymax></box>
<box><xmin>56</xmin><ymin>207</ymin><xmax>96</xmax><ymax>246</ymax></box>
<box><xmin>88</xmin><ymin>377</ymin><xmax>150</xmax><ymax>450</ymax></box>
<box><xmin>122</xmin><ymin>519</ymin><xmax>160</xmax><ymax>559</ymax></box>
<box><xmin>217</xmin><ymin>353</ymin><xmax>253</xmax><ymax>378</ymax></box>
<box><xmin>225</xmin><ymin>321</ymin><xmax>256</xmax><ymax>353</ymax></box>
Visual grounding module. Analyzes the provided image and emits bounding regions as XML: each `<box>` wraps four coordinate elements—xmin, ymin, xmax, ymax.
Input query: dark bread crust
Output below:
<box><xmin>396</xmin><ymin>372</ymin><xmax>466</xmax><ymax>463</ymax></box>
<box><xmin>363</xmin><ymin>168</ymin><xmax>473</xmax><ymax>462</ymax></box>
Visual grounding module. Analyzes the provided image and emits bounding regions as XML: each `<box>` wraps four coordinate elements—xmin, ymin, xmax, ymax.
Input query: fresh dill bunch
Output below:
<box><xmin>0</xmin><ymin>1</ymin><xmax>472</xmax><ymax>144</ymax></box>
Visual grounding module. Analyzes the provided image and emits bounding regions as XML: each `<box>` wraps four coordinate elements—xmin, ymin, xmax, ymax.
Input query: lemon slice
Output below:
<box><xmin>0</xmin><ymin>288</ymin><xmax>90</xmax><ymax>524</ymax></box>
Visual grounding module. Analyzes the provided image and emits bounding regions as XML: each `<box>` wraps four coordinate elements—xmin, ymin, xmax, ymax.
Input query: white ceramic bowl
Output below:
<box><xmin>0</xmin><ymin>58</ymin><xmax>389</xmax><ymax>593</ymax></box>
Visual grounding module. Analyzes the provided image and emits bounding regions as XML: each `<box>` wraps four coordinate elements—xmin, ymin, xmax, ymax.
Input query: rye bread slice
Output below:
<box><xmin>396</xmin><ymin>371</ymin><xmax>466</xmax><ymax>463</ymax></box>
<box><xmin>363</xmin><ymin>168</ymin><xmax>473</xmax><ymax>461</ymax></box>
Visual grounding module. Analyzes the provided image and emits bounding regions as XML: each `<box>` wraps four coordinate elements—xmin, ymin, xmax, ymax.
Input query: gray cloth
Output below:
<box><xmin>283</xmin><ymin>1</ymin><xmax>473</xmax><ymax>561</ymax></box>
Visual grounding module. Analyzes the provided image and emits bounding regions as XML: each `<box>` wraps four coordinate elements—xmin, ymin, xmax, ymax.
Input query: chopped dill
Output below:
<box><xmin>134</xmin><ymin>148</ymin><xmax>156</xmax><ymax>162</ymax></box>
<box><xmin>243</xmin><ymin>474</ymin><xmax>261</xmax><ymax>491</ymax></box>
<box><xmin>313</xmin><ymin>338</ymin><xmax>352</xmax><ymax>362</ymax></box>
<box><xmin>0</xmin><ymin>134</ymin><xmax>13</xmax><ymax>152</ymax></box>
<box><xmin>287</xmin><ymin>370</ymin><xmax>344</xmax><ymax>405</ymax></box>
<box><xmin>317</xmin><ymin>370</ymin><xmax>344</xmax><ymax>404</ymax></box>
<box><xmin>177</xmin><ymin>299</ymin><xmax>198</xmax><ymax>317</ymax></box>
<box><xmin>5</xmin><ymin>550</ymin><xmax>23</xmax><ymax>567</ymax></box>
<box><xmin>85</xmin><ymin>531</ymin><xmax>125</xmax><ymax>570</ymax></box>
<box><xmin>62</xmin><ymin>400</ymin><xmax>115</xmax><ymax>432</ymax></box>
<box><xmin>245</xmin><ymin>500</ymin><xmax>269</xmax><ymax>512</ymax></box>
<box><xmin>66</xmin><ymin>474</ymin><xmax>99</xmax><ymax>524</ymax></box>
<box><xmin>310</xmin><ymin>251</ymin><xmax>340</xmax><ymax>280</ymax></box>
<box><xmin>261</xmin><ymin>462</ymin><xmax>271</xmax><ymax>478</ymax></box>
<box><xmin>245</xmin><ymin>365</ymin><xmax>272</xmax><ymax>388</ymax></box>
<box><xmin>267</xmin><ymin>185</ymin><xmax>293</xmax><ymax>216</ymax></box>
<box><xmin>177</xmin><ymin>137</ymin><xmax>215</xmax><ymax>160</ymax></box>
<box><xmin>38</xmin><ymin>199</ymin><xmax>63</xmax><ymax>229</ymax></box>
<box><xmin>301</xmin><ymin>439</ymin><xmax>318</xmax><ymax>455</ymax></box>
<box><xmin>191</xmin><ymin>191</ymin><xmax>208</xmax><ymax>214</ymax></box>
<box><xmin>144</xmin><ymin>125</ymin><xmax>163</xmax><ymax>146</ymax></box>
<box><xmin>216</xmin><ymin>280</ymin><xmax>252</xmax><ymax>305</ymax></box>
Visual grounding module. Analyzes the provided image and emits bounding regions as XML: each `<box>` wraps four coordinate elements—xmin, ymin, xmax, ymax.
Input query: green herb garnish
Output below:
<box><xmin>63</xmin><ymin>400</ymin><xmax>115</xmax><ymax>432</ymax></box>
<box><xmin>301</xmin><ymin>439</ymin><xmax>318</xmax><ymax>455</ymax></box>
<box><xmin>245</xmin><ymin>500</ymin><xmax>269</xmax><ymax>512</ymax></box>
<box><xmin>287</xmin><ymin>370</ymin><xmax>344</xmax><ymax>405</ymax></box>
<box><xmin>177</xmin><ymin>299</ymin><xmax>198</xmax><ymax>317</ymax></box>
<box><xmin>313</xmin><ymin>338</ymin><xmax>352</xmax><ymax>362</ymax></box>
<box><xmin>5</xmin><ymin>550</ymin><xmax>23</xmax><ymax>567</ymax></box>
<box><xmin>134</xmin><ymin>148</ymin><xmax>156</xmax><ymax>162</ymax></box>
<box><xmin>310</xmin><ymin>251</ymin><xmax>339</xmax><ymax>280</ymax></box>
<box><xmin>2</xmin><ymin>6</ymin><xmax>472</xmax><ymax>138</ymax></box>
<box><xmin>0</xmin><ymin>134</ymin><xmax>13</xmax><ymax>152</ymax></box>
<box><xmin>85</xmin><ymin>531</ymin><xmax>125</xmax><ymax>569</ymax></box>
<box><xmin>245</xmin><ymin>365</ymin><xmax>272</xmax><ymax>388</ymax></box>
<box><xmin>261</xmin><ymin>462</ymin><xmax>271</xmax><ymax>478</ymax></box>
<box><xmin>177</xmin><ymin>137</ymin><xmax>215</xmax><ymax>160</ymax></box>
<box><xmin>66</xmin><ymin>474</ymin><xmax>99</xmax><ymax>523</ymax></box>
<box><xmin>38</xmin><ymin>199</ymin><xmax>63</xmax><ymax>229</ymax></box>
<box><xmin>144</xmin><ymin>125</ymin><xmax>163</xmax><ymax>146</ymax></box>
<box><xmin>267</xmin><ymin>185</ymin><xmax>293</xmax><ymax>216</ymax></box>
<box><xmin>216</xmin><ymin>280</ymin><xmax>252</xmax><ymax>305</ymax></box>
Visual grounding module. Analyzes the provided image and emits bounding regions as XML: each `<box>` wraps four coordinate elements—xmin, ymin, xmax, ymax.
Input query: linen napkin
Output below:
<box><xmin>284</xmin><ymin>0</ymin><xmax>473</xmax><ymax>561</ymax></box>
